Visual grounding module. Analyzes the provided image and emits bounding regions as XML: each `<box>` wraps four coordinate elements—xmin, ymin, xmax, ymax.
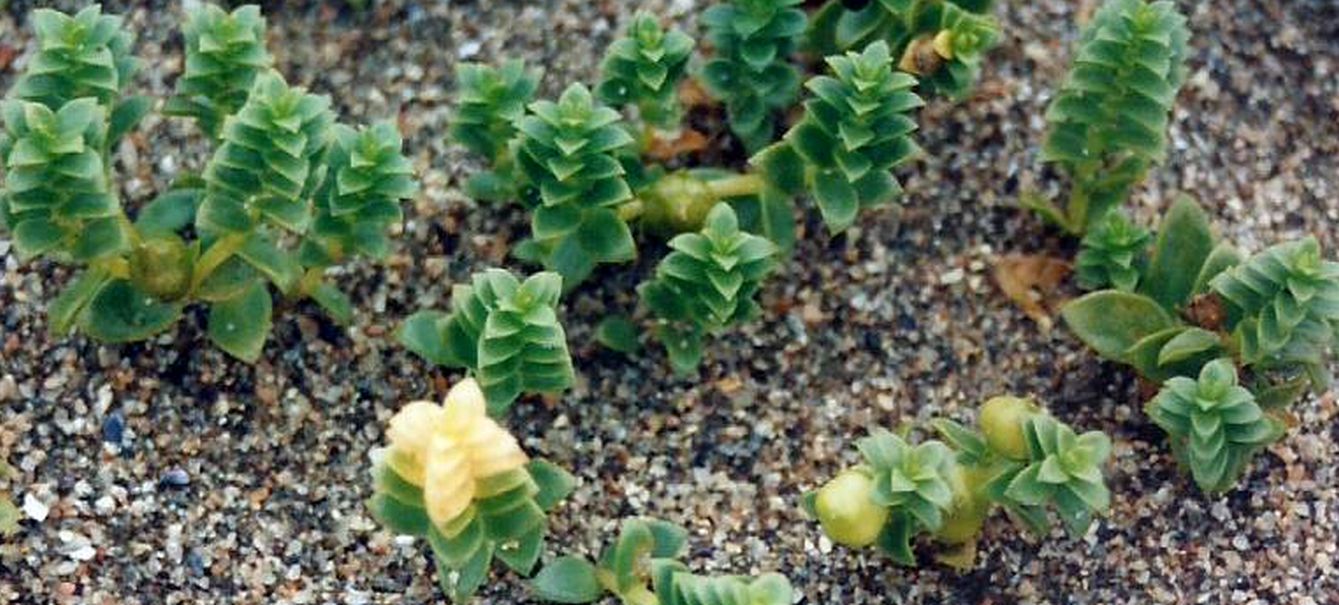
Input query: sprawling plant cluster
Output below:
<box><xmin>1025</xmin><ymin>0</ymin><xmax>1190</xmax><ymax>235</ymax></box>
<box><xmin>808</xmin><ymin>0</ymin><xmax>1001</xmax><ymax>100</ymax></box>
<box><xmin>447</xmin><ymin>0</ymin><xmax>995</xmax><ymax>373</ymax></box>
<box><xmin>806</xmin><ymin>396</ymin><xmax>1111</xmax><ymax>566</ymax></box>
<box><xmin>530</xmin><ymin>517</ymin><xmax>793</xmax><ymax>605</ymax></box>
<box><xmin>399</xmin><ymin>268</ymin><xmax>576</xmax><ymax>416</ymax></box>
<box><xmin>0</xmin><ymin>4</ymin><xmax>417</xmax><ymax>361</ymax></box>
<box><xmin>367</xmin><ymin>378</ymin><xmax>576</xmax><ymax>602</ymax></box>
<box><xmin>1062</xmin><ymin>197</ymin><xmax>1339</xmax><ymax>491</ymax></box>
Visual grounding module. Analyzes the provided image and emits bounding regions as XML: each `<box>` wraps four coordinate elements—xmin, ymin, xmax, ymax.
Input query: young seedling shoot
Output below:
<box><xmin>807</xmin><ymin>0</ymin><xmax>1001</xmax><ymax>99</ymax></box>
<box><xmin>0</xmin><ymin>4</ymin><xmax>417</xmax><ymax>361</ymax></box>
<box><xmin>530</xmin><ymin>517</ymin><xmax>793</xmax><ymax>605</ymax></box>
<box><xmin>1024</xmin><ymin>0</ymin><xmax>1190</xmax><ymax>235</ymax></box>
<box><xmin>398</xmin><ymin>269</ymin><xmax>576</xmax><ymax>416</ymax></box>
<box><xmin>1062</xmin><ymin>196</ymin><xmax>1339</xmax><ymax>491</ymax></box>
<box><xmin>806</xmin><ymin>397</ymin><xmax>1112</xmax><ymax>567</ymax></box>
<box><xmin>368</xmin><ymin>378</ymin><xmax>576</xmax><ymax>603</ymax></box>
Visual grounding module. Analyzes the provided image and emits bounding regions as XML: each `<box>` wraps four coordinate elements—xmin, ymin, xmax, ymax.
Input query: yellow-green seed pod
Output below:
<box><xmin>933</xmin><ymin>465</ymin><xmax>991</xmax><ymax>544</ymax></box>
<box><xmin>638</xmin><ymin>172</ymin><xmax>718</xmax><ymax>235</ymax></box>
<box><xmin>979</xmin><ymin>396</ymin><xmax>1038</xmax><ymax>460</ymax></box>
<box><xmin>814</xmin><ymin>469</ymin><xmax>888</xmax><ymax>548</ymax></box>
<box><xmin>130</xmin><ymin>234</ymin><xmax>194</xmax><ymax>301</ymax></box>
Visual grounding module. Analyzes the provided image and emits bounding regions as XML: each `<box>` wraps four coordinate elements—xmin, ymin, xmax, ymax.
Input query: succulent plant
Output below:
<box><xmin>164</xmin><ymin>3</ymin><xmax>273</xmax><ymax>139</ymax></box>
<box><xmin>598</xmin><ymin>13</ymin><xmax>695</xmax><ymax>131</ymax></box>
<box><xmin>808</xmin><ymin>397</ymin><xmax>1113</xmax><ymax>566</ymax></box>
<box><xmin>638</xmin><ymin>204</ymin><xmax>778</xmax><ymax>375</ymax></box>
<box><xmin>1063</xmin><ymin>197</ymin><xmax>1229</xmax><ymax>383</ymax></box>
<box><xmin>1210</xmin><ymin>237</ymin><xmax>1339</xmax><ymax>380</ymax></box>
<box><xmin>990</xmin><ymin>413</ymin><xmax>1112</xmax><ymax>536</ymax></box>
<box><xmin>0</xmin><ymin>4</ymin><xmax>417</xmax><ymax>361</ymax></box>
<box><xmin>450</xmin><ymin>59</ymin><xmax>540</xmax><ymax>202</ymax></box>
<box><xmin>1</xmin><ymin>98</ymin><xmax>123</xmax><ymax>263</ymax></box>
<box><xmin>1062</xmin><ymin>197</ymin><xmax>1335</xmax><ymax>492</ymax></box>
<box><xmin>1145</xmin><ymin>359</ymin><xmax>1285</xmax><ymax>492</ymax></box>
<box><xmin>530</xmin><ymin>517</ymin><xmax>793</xmax><ymax>605</ymax></box>
<box><xmin>1026</xmin><ymin>0</ymin><xmax>1190</xmax><ymax>234</ymax></box>
<box><xmin>368</xmin><ymin>378</ymin><xmax>576</xmax><ymax>603</ymax></box>
<box><xmin>699</xmin><ymin>0</ymin><xmax>807</xmax><ymax>152</ymax></box>
<box><xmin>513</xmin><ymin>84</ymin><xmax>638</xmax><ymax>286</ymax></box>
<box><xmin>1076</xmin><ymin>211</ymin><xmax>1151</xmax><ymax>291</ymax></box>
<box><xmin>754</xmin><ymin>40</ymin><xmax>923</xmax><ymax>233</ymax></box>
<box><xmin>399</xmin><ymin>269</ymin><xmax>575</xmax><ymax>416</ymax></box>
<box><xmin>807</xmin><ymin>0</ymin><xmax>1000</xmax><ymax>99</ymax></box>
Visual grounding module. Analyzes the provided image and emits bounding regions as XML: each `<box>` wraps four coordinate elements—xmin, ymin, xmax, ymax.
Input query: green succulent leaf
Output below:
<box><xmin>531</xmin><ymin>556</ymin><xmax>604</xmax><ymax>604</ymax></box>
<box><xmin>1146</xmin><ymin>359</ymin><xmax>1285</xmax><ymax>492</ymax></box>
<box><xmin>856</xmin><ymin>428</ymin><xmax>958</xmax><ymax>532</ymax></box>
<box><xmin>452</xmin><ymin>59</ymin><xmax>540</xmax><ymax>165</ymax></box>
<box><xmin>652</xmin><ymin>562</ymin><xmax>794</xmax><ymax>605</ymax></box>
<box><xmin>302</xmin><ymin>121</ymin><xmax>415</xmax><ymax>266</ymax></box>
<box><xmin>700</xmin><ymin>0</ymin><xmax>806</xmax><ymax>151</ymax></box>
<box><xmin>48</xmin><ymin>269</ymin><xmax>113</xmax><ymax>337</ymax></box>
<box><xmin>1061</xmin><ymin>290</ymin><xmax>1177</xmax><ymax>363</ymax></box>
<box><xmin>369</xmin><ymin>455</ymin><xmax>571</xmax><ymax>603</ymax></box>
<box><xmin>135</xmin><ymin>187</ymin><xmax>204</xmax><ymax>236</ymax></box>
<box><xmin>1140</xmin><ymin>196</ymin><xmax>1215</xmax><ymax>311</ymax></box>
<box><xmin>598</xmin><ymin>12</ymin><xmax>694</xmax><ymax>129</ymax></box>
<box><xmin>309</xmin><ymin>282</ymin><xmax>355</xmax><ymax>325</ymax></box>
<box><xmin>207</xmin><ymin>280</ymin><xmax>272</xmax><ymax>362</ymax></box>
<box><xmin>995</xmin><ymin>413</ymin><xmax>1112</xmax><ymax>535</ymax></box>
<box><xmin>639</xmin><ymin>204</ymin><xmax>778</xmax><ymax>375</ymax></box>
<box><xmin>165</xmin><ymin>3</ymin><xmax>273</xmax><ymax>138</ymax></box>
<box><xmin>80</xmin><ymin>279</ymin><xmax>183</xmax><ymax>343</ymax></box>
<box><xmin>197</xmin><ymin>71</ymin><xmax>333</xmax><ymax>236</ymax></box>
<box><xmin>1</xmin><ymin>98</ymin><xmax>123</xmax><ymax>263</ymax></box>
<box><xmin>595</xmin><ymin>315</ymin><xmax>643</xmax><ymax>354</ymax></box>
<box><xmin>514</xmin><ymin>84</ymin><xmax>638</xmax><ymax>285</ymax></box>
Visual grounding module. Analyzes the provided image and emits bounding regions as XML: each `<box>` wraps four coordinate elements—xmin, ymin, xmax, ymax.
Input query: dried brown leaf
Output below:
<box><xmin>993</xmin><ymin>254</ymin><xmax>1072</xmax><ymax>331</ymax></box>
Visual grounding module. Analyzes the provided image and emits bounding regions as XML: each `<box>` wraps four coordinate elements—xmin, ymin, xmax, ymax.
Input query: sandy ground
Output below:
<box><xmin>0</xmin><ymin>1</ymin><xmax>1336</xmax><ymax>603</ymax></box>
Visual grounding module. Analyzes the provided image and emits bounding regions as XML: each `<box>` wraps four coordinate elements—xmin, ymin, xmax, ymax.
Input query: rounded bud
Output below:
<box><xmin>639</xmin><ymin>172</ymin><xmax>717</xmax><ymax>235</ymax></box>
<box><xmin>130</xmin><ymin>234</ymin><xmax>193</xmax><ymax>301</ymax></box>
<box><xmin>979</xmin><ymin>396</ymin><xmax>1038</xmax><ymax>460</ymax></box>
<box><xmin>814</xmin><ymin>469</ymin><xmax>888</xmax><ymax>548</ymax></box>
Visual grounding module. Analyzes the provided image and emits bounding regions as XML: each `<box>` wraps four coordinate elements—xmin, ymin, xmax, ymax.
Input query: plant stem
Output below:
<box><xmin>703</xmin><ymin>173</ymin><xmax>764</xmax><ymax>199</ymax></box>
<box><xmin>596</xmin><ymin>568</ymin><xmax>657</xmax><ymax>605</ymax></box>
<box><xmin>92</xmin><ymin>257</ymin><xmax>130</xmax><ymax>280</ymax></box>
<box><xmin>292</xmin><ymin>267</ymin><xmax>325</xmax><ymax>299</ymax></box>
<box><xmin>188</xmin><ymin>232</ymin><xmax>248</xmax><ymax>294</ymax></box>
<box><xmin>618</xmin><ymin>198</ymin><xmax>645</xmax><ymax>223</ymax></box>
